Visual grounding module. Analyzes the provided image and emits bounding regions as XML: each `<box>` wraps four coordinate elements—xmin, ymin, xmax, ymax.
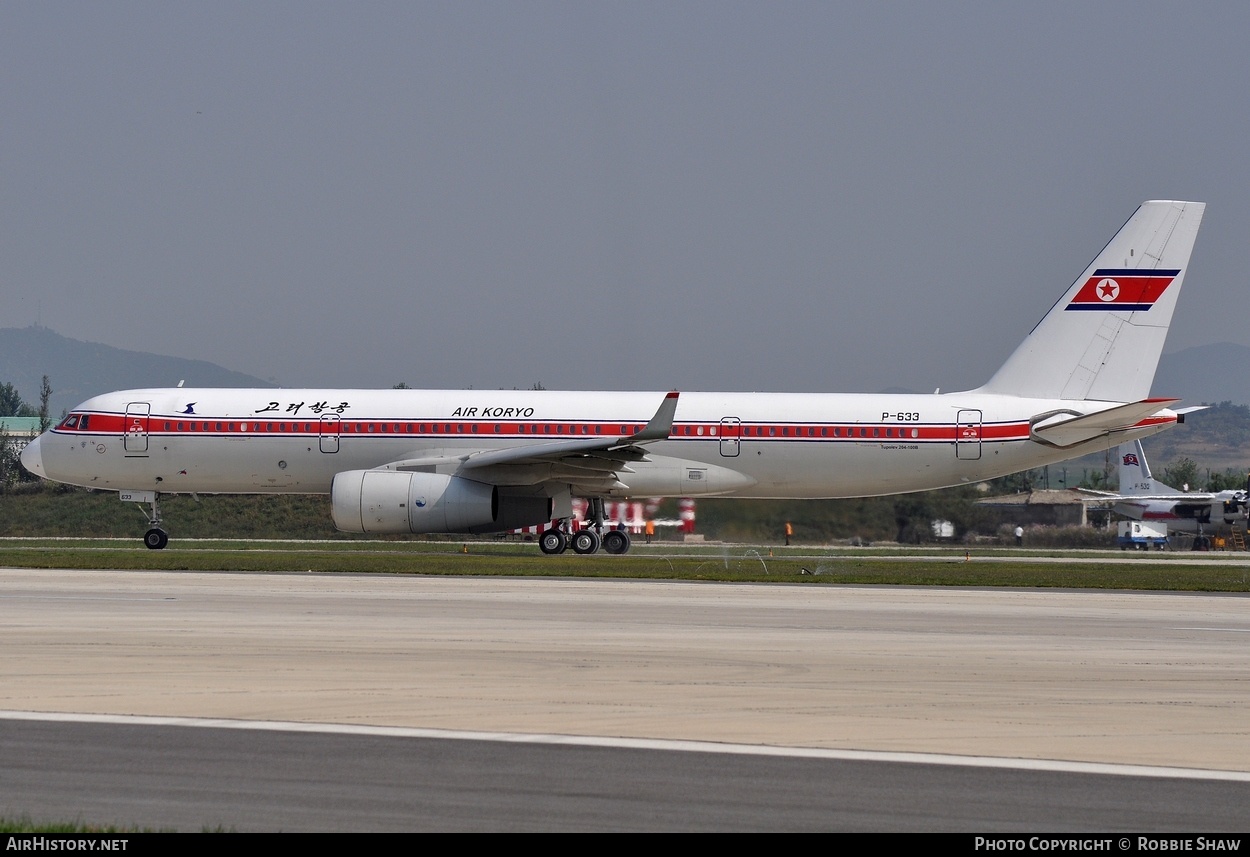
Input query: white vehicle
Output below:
<box><xmin>1117</xmin><ymin>520</ymin><xmax>1169</xmax><ymax>551</ymax></box>
<box><xmin>21</xmin><ymin>200</ymin><xmax>1206</xmax><ymax>553</ymax></box>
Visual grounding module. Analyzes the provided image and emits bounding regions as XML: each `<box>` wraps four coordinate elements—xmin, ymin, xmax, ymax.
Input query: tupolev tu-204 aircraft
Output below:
<box><xmin>22</xmin><ymin>200</ymin><xmax>1206</xmax><ymax>554</ymax></box>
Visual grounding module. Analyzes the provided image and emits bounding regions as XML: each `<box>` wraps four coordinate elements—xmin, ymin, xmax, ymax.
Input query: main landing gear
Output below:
<box><xmin>538</xmin><ymin>526</ymin><xmax>632</xmax><ymax>555</ymax></box>
<box><xmin>571</xmin><ymin>529</ymin><xmax>601</xmax><ymax>555</ymax></box>
<box><xmin>602</xmin><ymin>529</ymin><xmax>631</xmax><ymax>555</ymax></box>
<box><xmin>539</xmin><ymin>528</ymin><xmax>568</xmax><ymax>555</ymax></box>
<box><xmin>538</xmin><ymin>498</ymin><xmax>634</xmax><ymax>555</ymax></box>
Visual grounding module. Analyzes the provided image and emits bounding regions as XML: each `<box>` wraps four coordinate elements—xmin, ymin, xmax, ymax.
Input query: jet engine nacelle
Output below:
<box><xmin>331</xmin><ymin>470</ymin><xmax>551</xmax><ymax>535</ymax></box>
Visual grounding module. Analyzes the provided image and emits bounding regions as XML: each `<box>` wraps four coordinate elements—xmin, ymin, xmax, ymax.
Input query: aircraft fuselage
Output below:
<box><xmin>30</xmin><ymin>387</ymin><xmax>1177</xmax><ymax>500</ymax></box>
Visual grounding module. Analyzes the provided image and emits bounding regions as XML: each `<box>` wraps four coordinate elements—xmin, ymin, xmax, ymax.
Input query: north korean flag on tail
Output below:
<box><xmin>1065</xmin><ymin>268</ymin><xmax>1180</xmax><ymax>311</ymax></box>
<box><xmin>1122</xmin><ymin>452</ymin><xmax>1140</xmax><ymax>467</ymax></box>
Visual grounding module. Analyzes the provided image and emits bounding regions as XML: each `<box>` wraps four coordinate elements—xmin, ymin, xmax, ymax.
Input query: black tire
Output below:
<box><xmin>571</xmin><ymin>530</ymin><xmax>601</xmax><ymax>555</ymax></box>
<box><xmin>602</xmin><ymin>529</ymin><xmax>631</xmax><ymax>555</ymax></box>
<box><xmin>539</xmin><ymin>529</ymin><xmax>567</xmax><ymax>555</ymax></box>
<box><xmin>144</xmin><ymin>528</ymin><xmax>168</xmax><ymax>550</ymax></box>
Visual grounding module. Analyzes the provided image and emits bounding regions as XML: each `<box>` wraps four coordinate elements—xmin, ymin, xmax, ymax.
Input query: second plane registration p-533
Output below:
<box><xmin>22</xmin><ymin>200</ymin><xmax>1206</xmax><ymax>553</ymax></box>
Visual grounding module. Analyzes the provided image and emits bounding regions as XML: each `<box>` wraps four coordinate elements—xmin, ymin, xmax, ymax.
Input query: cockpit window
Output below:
<box><xmin>78</xmin><ymin>414</ymin><xmax>89</xmax><ymax>431</ymax></box>
<box><xmin>60</xmin><ymin>414</ymin><xmax>79</xmax><ymax>429</ymax></box>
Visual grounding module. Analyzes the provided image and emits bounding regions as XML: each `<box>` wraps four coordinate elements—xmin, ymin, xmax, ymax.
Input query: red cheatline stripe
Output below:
<box><xmin>54</xmin><ymin>414</ymin><xmax>1040</xmax><ymax>444</ymax></box>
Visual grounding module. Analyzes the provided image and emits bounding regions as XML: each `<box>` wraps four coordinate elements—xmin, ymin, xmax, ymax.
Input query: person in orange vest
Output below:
<box><xmin>645</xmin><ymin>520</ymin><xmax>655</xmax><ymax>543</ymax></box>
<box><xmin>785</xmin><ymin>521</ymin><xmax>793</xmax><ymax>546</ymax></box>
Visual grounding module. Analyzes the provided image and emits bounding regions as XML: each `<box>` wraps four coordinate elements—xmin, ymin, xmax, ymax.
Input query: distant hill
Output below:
<box><xmin>1153</xmin><ymin>342</ymin><xmax>1250</xmax><ymax>410</ymax></box>
<box><xmin>0</xmin><ymin>326</ymin><xmax>274</xmax><ymax>418</ymax></box>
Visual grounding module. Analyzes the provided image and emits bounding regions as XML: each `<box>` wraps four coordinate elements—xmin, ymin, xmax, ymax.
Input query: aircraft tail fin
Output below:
<box><xmin>978</xmin><ymin>200</ymin><xmax>1205</xmax><ymax>402</ymax></box>
<box><xmin>1117</xmin><ymin>440</ymin><xmax>1181</xmax><ymax>496</ymax></box>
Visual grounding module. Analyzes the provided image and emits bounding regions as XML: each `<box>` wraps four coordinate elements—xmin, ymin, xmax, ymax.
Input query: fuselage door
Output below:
<box><xmin>956</xmin><ymin>409</ymin><xmax>982</xmax><ymax>460</ymax></box>
<box><xmin>319</xmin><ymin>414</ymin><xmax>341</xmax><ymax>453</ymax></box>
<box><xmin>719</xmin><ymin>417</ymin><xmax>741</xmax><ymax>457</ymax></box>
<box><xmin>123</xmin><ymin>402</ymin><xmax>150</xmax><ymax>453</ymax></box>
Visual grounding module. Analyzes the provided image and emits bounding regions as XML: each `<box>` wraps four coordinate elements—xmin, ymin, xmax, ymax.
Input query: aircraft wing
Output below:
<box><xmin>371</xmin><ymin>391</ymin><xmax>680</xmax><ymax>494</ymax></box>
<box><xmin>1088</xmin><ymin>491</ymin><xmax>1223</xmax><ymax>502</ymax></box>
<box><xmin>1031</xmin><ymin>398</ymin><xmax>1179</xmax><ymax>448</ymax></box>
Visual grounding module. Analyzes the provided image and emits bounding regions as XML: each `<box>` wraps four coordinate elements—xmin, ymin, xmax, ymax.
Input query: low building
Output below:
<box><xmin>976</xmin><ymin>488</ymin><xmax>1114</xmax><ymax>528</ymax></box>
<box><xmin>0</xmin><ymin>416</ymin><xmax>43</xmax><ymax>452</ymax></box>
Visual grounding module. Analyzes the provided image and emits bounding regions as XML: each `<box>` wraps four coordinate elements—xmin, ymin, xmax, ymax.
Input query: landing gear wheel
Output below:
<box><xmin>571</xmin><ymin>530</ymin><xmax>601</xmax><ymax>555</ymax></box>
<box><xmin>602</xmin><ymin>529</ymin><xmax>631</xmax><ymax>555</ymax></box>
<box><xmin>144</xmin><ymin>528</ymin><xmax>169</xmax><ymax>550</ymax></box>
<box><xmin>539</xmin><ymin>528</ymin><xmax>568</xmax><ymax>555</ymax></box>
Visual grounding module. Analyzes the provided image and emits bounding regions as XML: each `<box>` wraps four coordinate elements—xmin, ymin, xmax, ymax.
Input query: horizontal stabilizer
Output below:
<box><xmin>1031</xmin><ymin>398</ymin><xmax>1178</xmax><ymax>448</ymax></box>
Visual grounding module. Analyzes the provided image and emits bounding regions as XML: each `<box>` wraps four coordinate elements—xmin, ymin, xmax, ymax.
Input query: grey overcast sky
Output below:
<box><xmin>2</xmin><ymin>2</ymin><xmax>1247</xmax><ymax>395</ymax></box>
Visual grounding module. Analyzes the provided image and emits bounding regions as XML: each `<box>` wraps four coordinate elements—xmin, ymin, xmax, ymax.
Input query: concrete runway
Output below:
<box><xmin>3</xmin><ymin>568</ymin><xmax>1249</xmax><ymax>768</ymax></box>
<box><xmin>3</xmin><ymin>568</ymin><xmax>1250</xmax><ymax>829</ymax></box>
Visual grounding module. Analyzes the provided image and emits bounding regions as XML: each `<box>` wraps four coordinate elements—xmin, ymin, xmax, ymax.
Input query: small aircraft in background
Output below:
<box><xmin>21</xmin><ymin>200</ymin><xmax>1207</xmax><ymax>552</ymax></box>
<box><xmin>1088</xmin><ymin>439</ymin><xmax>1247</xmax><ymax>543</ymax></box>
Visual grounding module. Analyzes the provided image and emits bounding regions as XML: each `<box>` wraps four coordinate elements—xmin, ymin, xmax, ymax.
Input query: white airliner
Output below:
<box><xmin>1096</xmin><ymin>439</ymin><xmax>1246</xmax><ymax>535</ymax></box>
<box><xmin>21</xmin><ymin>200</ymin><xmax>1206</xmax><ymax>554</ymax></box>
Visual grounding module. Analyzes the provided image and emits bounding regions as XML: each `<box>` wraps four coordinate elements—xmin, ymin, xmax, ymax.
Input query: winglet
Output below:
<box><xmin>629</xmin><ymin>391</ymin><xmax>680</xmax><ymax>441</ymax></box>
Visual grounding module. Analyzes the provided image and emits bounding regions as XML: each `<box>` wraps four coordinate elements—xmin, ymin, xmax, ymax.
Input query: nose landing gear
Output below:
<box><xmin>144</xmin><ymin>527</ymin><xmax>169</xmax><ymax>550</ymax></box>
<box><xmin>121</xmin><ymin>490</ymin><xmax>168</xmax><ymax>550</ymax></box>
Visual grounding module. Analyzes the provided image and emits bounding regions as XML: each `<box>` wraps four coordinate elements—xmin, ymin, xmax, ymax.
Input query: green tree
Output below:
<box><xmin>0</xmin><ymin>383</ymin><xmax>34</xmax><ymax>418</ymax></box>
<box><xmin>38</xmin><ymin>375</ymin><xmax>52</xmax><ymax>433</ymax></box>
<box><xmin>892</xmin><ymin>495</ymin><xmax>934</xmax><ymax>543</ymax></box>
<box><xmin>1079</xmin><ymin>470</ymin><xmax>1108</xmax><ymax>491</ymax></box>
<box><xmin>0</xmin><ymin>423</ymin><xmax>13</xmax><ymax>489</ymax></box>
<box><xmin>1163</xmin><ymin>457</ymin><xmax>1200</xmax><ymax>492</ymax></box>
<box><xmin>1208</xmin><ymin>469</ymin><xmax>1250</xmax><ymax>493</ymax></box>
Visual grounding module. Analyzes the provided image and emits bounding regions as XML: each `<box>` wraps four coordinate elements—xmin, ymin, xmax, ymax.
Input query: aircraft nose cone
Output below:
<box><xmin>19</xmin><ymin>434</ymin><xmax>45</xmax><ymax>478</ymax></box>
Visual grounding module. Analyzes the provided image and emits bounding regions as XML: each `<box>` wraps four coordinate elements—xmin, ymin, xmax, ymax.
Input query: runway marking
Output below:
<box><xmin>1175</xmin><ymin>627</ymin><xmax>1250</xmax><ymax>633</ymax></box>
<box><xmin>0</xmin><ymin>595</ymin><xmax>176</xmax><ymax>602</ymax></box>
<box><xmin>4</xmin><ymin>709</ymin><xmax>1249</xmax><ymax>782</ymax></box>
